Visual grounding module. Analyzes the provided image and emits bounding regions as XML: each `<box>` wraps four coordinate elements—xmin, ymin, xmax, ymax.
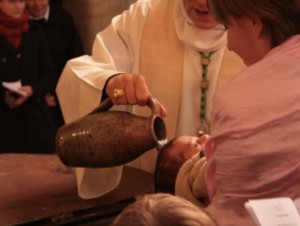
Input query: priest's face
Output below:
<box><xmin>25</xmin><ymin>0</ymin><xmax>48</xmax><ymax>19</ymax></box>
<box><xmin>183</xmin><ymin>0</ymin><xmax>219</xmax><ymax>29</ymax></box>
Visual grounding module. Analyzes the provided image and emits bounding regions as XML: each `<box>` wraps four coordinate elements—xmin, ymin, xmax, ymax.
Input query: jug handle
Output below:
<box><xmin>147</xmin><ymin>95</ymin><xmax>161</xmax><ymax>116</ymax></box>
<box><xmin>88</xmin><ymin>96</ymin><xmax>162</xmax><ymax>116</ymax></box>
<box><xmin>88</xmin><ymin>98</ymin><xmax>113</xmax><ymax>115</ymax></box>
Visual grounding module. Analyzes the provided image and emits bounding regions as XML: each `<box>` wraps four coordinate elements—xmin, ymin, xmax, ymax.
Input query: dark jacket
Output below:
<box><xmin>38</xmin><ymin>7</ymin><xmax>83</xmax><ymax>80</ymax></box>
<box><xmin>31</xmin><ymin>7</ymin><xmax>84</xmax><ymax>128</ymax></box>
<box><xmin>0</xmin><ymin>24</ymin><xmax>56</xmax><ymax>153</ymax></box>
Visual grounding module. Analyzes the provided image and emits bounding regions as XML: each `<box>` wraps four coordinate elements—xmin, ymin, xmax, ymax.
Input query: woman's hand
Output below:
<box><xmin>45</xmin><ymin>93</ymin><xmax>57</xmax><ymax>107</ymax></box>
<box><xmin>5</xmin><ymin>85</ymin><xmax>33</xmax><ymax>109</ymax></box>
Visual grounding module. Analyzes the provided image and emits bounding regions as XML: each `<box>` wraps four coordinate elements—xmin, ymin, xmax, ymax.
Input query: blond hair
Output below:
<box><xmin>111</xmin><ymin>193</ymin><xmax>216</xmax><ymax>226</ymax></box>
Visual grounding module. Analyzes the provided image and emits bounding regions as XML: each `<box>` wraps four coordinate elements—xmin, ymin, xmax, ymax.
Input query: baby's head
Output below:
<box><xmin>154</xmin><ymin>135</ymin><xmax>208</xmax><ymax>193</ymax></box>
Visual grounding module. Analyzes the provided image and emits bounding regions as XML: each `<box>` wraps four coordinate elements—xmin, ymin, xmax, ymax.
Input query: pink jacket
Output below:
<box><xmin>205</xmin><ymin>35</ymin><xmax>300</xmax><ymax>226</ymax></box>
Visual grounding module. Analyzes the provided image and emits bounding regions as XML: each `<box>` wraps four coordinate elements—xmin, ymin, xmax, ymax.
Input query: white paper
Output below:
<box><xmin>294</xmin><ymin>197</ymin><xmax>300</xmax><ymax>215</ymax></box>
<box><xmin>2</xmin><ymin>80</ymin><xmax>27</xmax><ymax>97</ymax></box>
<box><xmin>245</xmin><ymin>197</ymin><xmax>300</xmax><ymax>226</ymax></box>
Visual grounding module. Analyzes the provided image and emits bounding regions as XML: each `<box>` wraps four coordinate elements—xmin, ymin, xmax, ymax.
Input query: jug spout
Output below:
<box><xmin>151</xmin><ymin>115</ymin><xmax>168</xmax><ymax>150</ymax></box>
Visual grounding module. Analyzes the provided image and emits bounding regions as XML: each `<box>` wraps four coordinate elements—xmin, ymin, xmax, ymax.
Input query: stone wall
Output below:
<box><xmin>62</xmin><ymin>0</ymin><xmax>136</xmax><ymax>53</ymax></box>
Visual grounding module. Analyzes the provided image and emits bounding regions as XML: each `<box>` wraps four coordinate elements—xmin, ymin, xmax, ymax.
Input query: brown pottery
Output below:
<box><xmin>56</xmin><ymin>97</ymin><xmax>167</xmax><ymax>167</ymax></box>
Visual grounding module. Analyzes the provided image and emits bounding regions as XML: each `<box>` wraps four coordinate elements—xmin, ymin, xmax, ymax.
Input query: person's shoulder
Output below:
<box><xmin>22</xmin><ymin>28</ymin><xmax>47</xmax><ymax>53</ymax></box>
<box><xmin>118</xmin><ymin>0</ymin><xmax>153</xmax><ymax>20</ymax></box>
<box><xmin>28</xmin><ymin>21</ymin><xmax>43</xmax><ymax>34</ymax></box>
<box><xmin>135</xmin><ymin>0</ymin><xmax>158</xmax><ymax>9</ymax></box>
<box><xmin>48</xmin><ymin>7</ymin><xmax>74</xmax><ymax>24</ymax></box>
<box><xmin>135</xmin><ymin>0</ymin><xmax>162</xmax><ymax>8</ymax></box>
<box><xmin>124</xmin><ymin>0</ymin><xmax>154</xmax><ymax>12</ymax></box>
<box><xmin>29</xmin><ymin>19</ymin><xmax>42</xmax><ymax>31</ymax></box>
<box><xmin>27</xmin><ymin>23</ymin><xmax>48</xmax><ymax>43</ymax></box>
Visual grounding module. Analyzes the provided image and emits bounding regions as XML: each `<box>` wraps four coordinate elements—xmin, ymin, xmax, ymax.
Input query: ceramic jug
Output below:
<box><xmin>56</xmin><ymin>97</ymin><xmax>167</xmax><ymax>167</ymax></box>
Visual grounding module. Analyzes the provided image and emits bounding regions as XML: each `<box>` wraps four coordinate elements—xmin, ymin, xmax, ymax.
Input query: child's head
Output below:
<box><xmin>111</xmin><ymin>193</ymin><xmax>216</xmax><ymax>226</ymax></box>
<box><xmin>154</xmin><ymin>135</ymin><xmax>208</xmax><ymax>193</ymax></box>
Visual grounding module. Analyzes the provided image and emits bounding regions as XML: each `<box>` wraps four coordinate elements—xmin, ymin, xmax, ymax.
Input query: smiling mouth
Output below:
<box><xmin>195</xmin><ymin>8</ymin><xmax>209</xmax><ymax>15</ymax></box>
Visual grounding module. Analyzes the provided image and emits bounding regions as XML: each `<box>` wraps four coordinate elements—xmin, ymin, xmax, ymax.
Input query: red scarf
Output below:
<box><xmin>0</xmin><ymin>10</ymin><xmax>30</xmax><ymax>48</ymax></box>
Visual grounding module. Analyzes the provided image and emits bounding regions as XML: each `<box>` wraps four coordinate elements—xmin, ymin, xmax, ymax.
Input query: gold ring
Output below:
<box><xmin>113</xmin><ymin>88</ymin><xmax>125</xmax><ymax>98</ymax></box>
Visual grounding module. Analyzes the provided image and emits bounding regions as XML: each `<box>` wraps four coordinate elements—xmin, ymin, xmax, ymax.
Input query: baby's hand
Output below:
<box><xmin>194</xmin><ymin>134</ymin><xmax>210</xmax><ymax>148</ymax></box>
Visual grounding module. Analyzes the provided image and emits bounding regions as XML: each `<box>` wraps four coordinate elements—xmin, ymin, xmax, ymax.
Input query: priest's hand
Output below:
<box><xmin>106</xmin><ymin>73</ymin><xmax>167</xmax><ymax>117</ymax></box>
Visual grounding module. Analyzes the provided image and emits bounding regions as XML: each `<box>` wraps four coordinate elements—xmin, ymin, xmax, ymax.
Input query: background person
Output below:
<box><xmin>25</xmin><ymin>0</ymin><xmax>84</xmax><ymax>129</ymax></box>
<box><xmin>111</xmin><ymin>193</ymin><xmax>217</xmax><ymax>226</ymax></box>
<box><xmin>0</xmin><ymin>0</ymin><xmax>56</xmax><ymax>153</ymax></box>
<box><xmin>56</xmin><ymin>0</ymin><xmax>245</xmax><ymax>199</ymax></box>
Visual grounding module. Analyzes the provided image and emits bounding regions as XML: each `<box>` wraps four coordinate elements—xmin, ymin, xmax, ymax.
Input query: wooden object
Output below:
<box><xmin>0</xmin><ymin>154</ymin><xmax>154</xmax><ymax>225</ymax></box>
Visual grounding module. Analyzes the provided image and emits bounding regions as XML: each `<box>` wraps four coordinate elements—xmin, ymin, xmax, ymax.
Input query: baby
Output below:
<box><xmin>154</xmin><ymin>135</ymin><xmax>209</xmax><ymax>206</ymax></box>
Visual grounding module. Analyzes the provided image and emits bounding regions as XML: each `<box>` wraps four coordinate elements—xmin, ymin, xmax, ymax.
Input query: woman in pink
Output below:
<box><xmin>205</xmin><ymin>0</ymin><xmax>300</xmax><ymax>225</ymax></box>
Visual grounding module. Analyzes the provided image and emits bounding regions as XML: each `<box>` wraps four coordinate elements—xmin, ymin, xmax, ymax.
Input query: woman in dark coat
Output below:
<box><xmin>0</xmin><ymin>0</ymin><xmax>56</xmax><ymax>153</ymax></box>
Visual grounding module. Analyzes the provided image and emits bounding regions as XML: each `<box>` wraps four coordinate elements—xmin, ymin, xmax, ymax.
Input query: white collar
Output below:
<box><xmin>174</xmin><ymin>0</ymin><xmax>227</xmax><ymax>52</ymax></box>
<box><xmin>30</xmin><ymin>5</ymin><xmax>50</xmax><ymax>21</ymax></box>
